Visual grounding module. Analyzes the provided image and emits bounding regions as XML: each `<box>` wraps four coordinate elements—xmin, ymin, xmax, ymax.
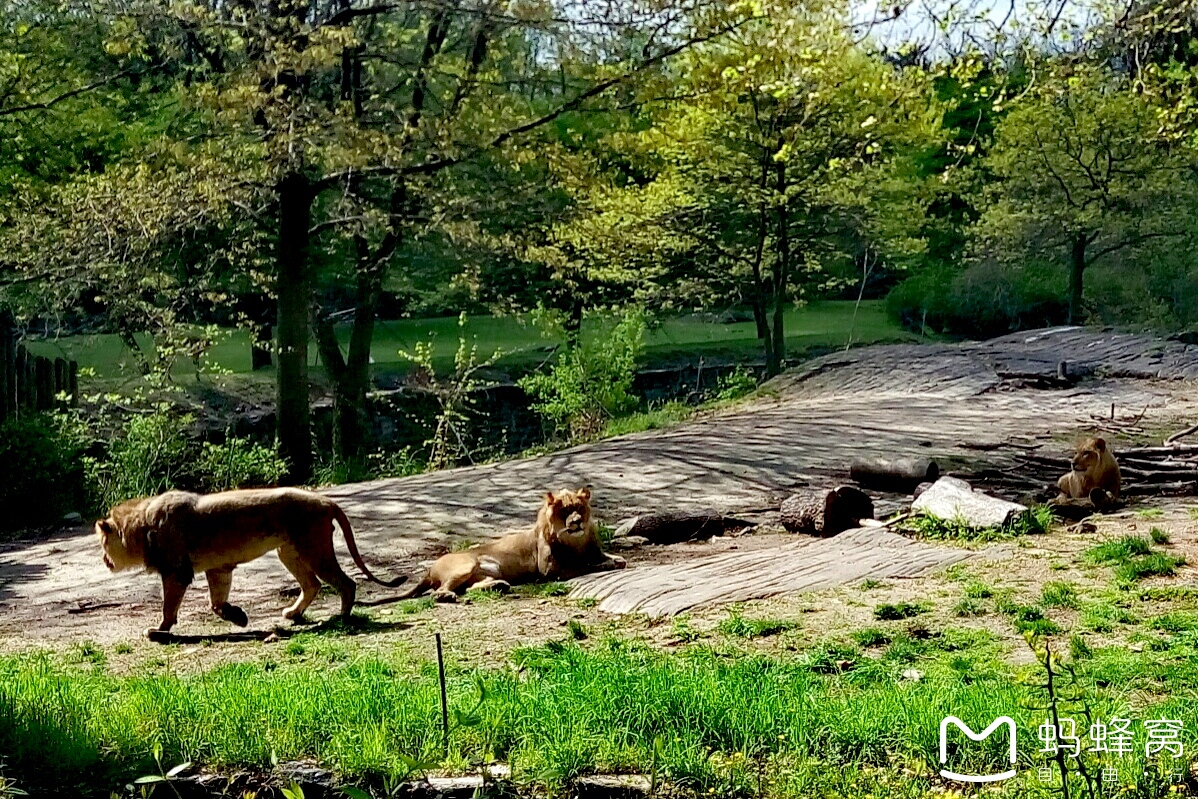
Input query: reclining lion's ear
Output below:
<box><xmin>1094</xmin><ymin>437</ymin><xmax>1107</xmax><ymax>451</ymax></box>
<box><xmin>579</xmin><ymin>486</ymin><xmax>592</xmax><ymax>501</ymax></box>
<box><xmin>545</xmin><ymin>492</ymin><xmax>555</xmax><ymax>505</ymax></box>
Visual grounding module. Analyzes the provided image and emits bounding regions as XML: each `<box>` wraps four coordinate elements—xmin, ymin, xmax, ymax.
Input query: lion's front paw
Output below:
<box><xmin>219</xmin><ymin>603</ymin><xmax>249</xmax><ymax>627</ymax></box>
<box><xmin>145</xmin><ymin>628</ymin><xmax>174</xmax><ymax>644</ymax></box>
<box><xmin>606</xmin><ymin>555</ymin><xmax>627</xmax><ymax>570</ymax></box>
<box><xmin>433</xmin><ymin>590</ymin><xmax>459</xmax><ymax>604</ymax></box>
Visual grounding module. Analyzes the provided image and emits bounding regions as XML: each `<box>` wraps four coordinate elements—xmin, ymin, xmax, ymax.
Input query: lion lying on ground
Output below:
<box><xmin>1057</xmin><ymin>436</ymin><xmax>1122</xmax><ymax>502</ymax></box>
<box><xmin>392</xmin><ymin>487</ymin><xmax>625</xmax><ymax>602</ymax></box>
<box><xmin>96</xmin><ymin>488</ymin><xmax>406</xmax><ymax>641</ymax></box>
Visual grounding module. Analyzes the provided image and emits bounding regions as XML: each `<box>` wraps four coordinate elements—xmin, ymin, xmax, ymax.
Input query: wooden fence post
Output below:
<box><xmin>68</xmin><ymin>360</ymin><xmax>79</xmax><ymax>408</ymax></box>
<box><xmin>16</xmin><ymin>345</ymin><xmax>30</xmax><ymax>412</ymax></box>
<box><xmin>0</xmin><ymin>323</ymin><xmax>10</xmax><ymax>424</ymax></box>
<box><xmin>35</xmin><ymin>355</ymin><xmax>53</xmax><ymax>411</ymax></box>
<box><xmin>54</xmin><ymin>358</ymin><xmax>67</xmax><ymax>406</ymax></box>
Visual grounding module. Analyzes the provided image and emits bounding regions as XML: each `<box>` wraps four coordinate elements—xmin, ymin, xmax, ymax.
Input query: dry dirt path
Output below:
<box><xmin>3</xmin><ymin>326</ymin><xmax>1197</xmax><ymax>643</ymax></box>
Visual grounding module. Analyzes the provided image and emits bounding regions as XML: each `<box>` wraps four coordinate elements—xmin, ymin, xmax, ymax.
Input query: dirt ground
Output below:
<box><xmin>2</xmin><ymin>326</ymin><xmax>1198</xmax><ymax>653</ymax></box>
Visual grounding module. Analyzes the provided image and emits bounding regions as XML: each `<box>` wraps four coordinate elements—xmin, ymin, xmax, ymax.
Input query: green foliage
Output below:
<box><xmin>1114</xmin><ymin>552</ymin><xmax>1186</xmax><ymax>583</ymax></box>
<box><xmin>1040</xmin><ymin>582</ymin><xmax>1080</xmax><ymax>609</ymax></box>
<box><xmin>0</xmin><ymin>412</ymin><xmax>91</xmax><ymax>534</ymax></box>
<box><xmin>519</xmin><ymin>309</ymin><xmax>647</xmax><ymax>441</ymax></box>
<box><xmin>717</xmin><ymin>608</ymin><xmax>797</xmax><ymax>639</ymax></box>
<box><xmin>85</xmin><ymin>410</ymin><xmax>286</xmax><ymax>511</ymax></box>
<box><xmin>712</xmin><ymin>366</ymin><xmax>758</xmax><ymax>403</ymax></box>
<box><xmin>886</xmin><ymin>261</ymin><xmax>1068</xmax><ymax>337</ymax></box>
<box><xmin>849</xmin><ymin>628</ymin><xmax>891</xmax><ymax>648</ymax></box>
<box><xmin>1150</xmin><ymin>527</ymin><xmax>1171</xmax><ymax>545</ymax></box>
<box><xmin>901</xmin><ymin>506</ymin><xmax>1047</xmax><ymax>543</ymax></box>
<box><xmin>1084</xmin><ymin>535</ymin><xmax>1153</xmax><ymax>565</ymax></box>
<box><xmin>873</xmin><ymin>602</ymin><xmax>927</xmax><ymax>621</ymax></box>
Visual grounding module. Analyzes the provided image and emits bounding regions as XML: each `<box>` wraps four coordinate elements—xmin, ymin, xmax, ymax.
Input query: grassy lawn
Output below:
<box><xmin>23</xmin><ymin>301</ymin><xmax>912</xmax><ymax>380</ymax></box>
<box><xmin>5</xmin><ymin>502</ymin><xmax>1198</xmax><ymax>799</ymax></box>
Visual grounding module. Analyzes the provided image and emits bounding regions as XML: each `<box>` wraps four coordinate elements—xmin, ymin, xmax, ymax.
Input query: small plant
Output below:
<box><xmin>1040</xmin><ymin>581</ymin><xmax>1079</xmax><ymax>609</ymax></box>
<box><xmin>401</xmin><ymin>313</ymin><xmax>502</xmax><ymax>470</ymax></box>
<box><xmin>858</xmin><ymin>578</ymin><xmax>884</xmax><ymax>590</ymax></box>
<box><xmin>850</xmin><ymin>628</ymin><xmax>891</xmax><ymax>648</ymax></box>
<box><xmin>1148</xmin><ymin>612</ymin><xmax>1198</xmax><ymax>633</ymax></box>
<box><xmin>953</xmin><ymin>598</ymin><xmax>986</xmax><ymax>617</ymax></box>
<box><xmin>902</xmin><ymin>507</ymin><xmax>1047</xmax><ymax>543</ymax></box>
<box><xmin>963</xmin><ymin>580</ymin><xmax>994</xmax><ymax>599</ymax></box>
<box><xmin>1114</xmin><ymin>552</ymin><xmax>1185</xmax><ymax>583</ymax></box>
<box><xmin>1150</xmin><ymin>527</ymin><xmax>1170</xmax><ymax>545</ymax></box>
<box><xmin>1068</xmin><ymin>633</ymin><xmax>1093</xmax><ymax>660</ymax></box>
<box><xmin>713</xmin><ymin>366</ymin><xmax>758</xmax><ymax>402</ymax></box>
<box><xmin>519</xmin><ymin>307</ymin><xmax>647</xmax><ymax>442</ymax></box>
<box><xmin>132</xmin><ymin>743</ymin><xmax>191</xmax><ymax>797</ymax></box>
<box><xmin>670</xmin><ymin>615</ymin><xmax>702</xmax><ymax>643</ymax></box>
<box><xmin>1083</xmin><ymin>535</ymin><xmax>1152</xmax><ymax>565</ymax></box>
<box><xmin>1135</xmin><ymin>508</ymin><xmax>1164</xmax><ymax>520</ymax></box>
<box><xmin>717</xmin><ymin>607</ymin><xmax>796</xmax><ymax>638</ymax></box>
<box><xmin>873</xmin><ymin>602</ymin><xmax>927</xmax><ymax>621</ymax></box>
<box><xmin>512</xmin><ymin>582</ymin><xmax>572</xmax><ymax>598</ymax></box>
<box><xmin>566</xmin><ymin>619</ymin><xmax>588</xmax><ymax>640</ymax></box>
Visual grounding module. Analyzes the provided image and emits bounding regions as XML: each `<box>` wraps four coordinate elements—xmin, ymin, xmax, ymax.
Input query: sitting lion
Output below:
<box><xmin>96</xmin><ymin>488</ymin><xmax>405</xmax><ymax>641</ymax></box>
<box><xmin>1057</xmin><ymin>436</ymin><xmax>1122</xmax><ymax>502</ymax></box>
<box><xmin>394</xmin><ymin>486</ymin><xmax>625</xmax><ymax>602</ymax></box>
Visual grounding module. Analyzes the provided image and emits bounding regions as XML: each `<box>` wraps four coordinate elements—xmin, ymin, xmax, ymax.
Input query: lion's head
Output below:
<box><xmin>1070</xmin><ymin>437</ymin><xmax>1108</xmax><ymax>475</ymax></box>
<box><xmin>95</xmin><ymin>498</ymin><xmax>150</xmax><ymax>572</ymax></box>
<box><xmin>538</xmin><ymin>487</ymin><xmax>594</xmax><ymax>541</ymax></box>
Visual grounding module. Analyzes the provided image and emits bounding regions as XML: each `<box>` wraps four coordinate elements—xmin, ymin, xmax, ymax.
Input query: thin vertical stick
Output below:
<box><xmin>436</xmin><ymin>632</ymin><xmax>449</xmax><ymax>754</ymax></box>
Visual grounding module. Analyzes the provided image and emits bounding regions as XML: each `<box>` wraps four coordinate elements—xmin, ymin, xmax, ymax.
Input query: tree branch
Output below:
<box><xmin>0</xmin><ymin>70</ymin><xmax>134</xmax><ymax>118</ymax></box>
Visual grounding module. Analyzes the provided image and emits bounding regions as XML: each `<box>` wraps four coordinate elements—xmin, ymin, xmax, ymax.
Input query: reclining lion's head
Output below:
<box><xmin>538</xmin><ymin>487</ymin><xmax>594</xmax><ymax>541</ymax></box>
<box><xmin>94</xmin><ymin>497</ymin><xmax>150</xmax><ymax>572</ymax></box>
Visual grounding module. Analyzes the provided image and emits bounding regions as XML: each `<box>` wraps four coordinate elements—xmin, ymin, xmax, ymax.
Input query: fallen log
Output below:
<box><xmin>1165</xmin><ymin>423</ymin><xmax>1198</xmax><ymax>445</ymax></box>
<box><xmin>1123</xmin><ymin>481</ymin><xmax>1198</xmax><ymax>497</ymax></box>
<box><xmin>780</xmin><ymin>486</ymin><xmax>874</xmax><ymax>536</ymax></box>
<box><xmin>610</xmin><ymin>511</ymin><xmax>753</xmax><ymax>544</ymax></box>
<box><xmin>850</xmin><ymin>458</ymin><xmax>939</xmax><ymax>492</ymax></box>
<box><xmin>911</xmin><ymin>476</ymin><xmax>1029</xmax><ymax>528</ymax></box>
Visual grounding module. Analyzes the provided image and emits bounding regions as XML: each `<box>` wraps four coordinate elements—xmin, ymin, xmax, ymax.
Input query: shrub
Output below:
<box><xmin>886</xmin><ymin>262</ymin><xmax>1068</xmax><ymax>338</ymax></box>
<box><xmin>195</xmin><ymin>436</ymin><xmax>289</xmax><ymax>493</ymax></box>
<box><xmin>713</xmin><ymin>366</ymin><xmax>758</xmax><ymax>402</ymax></box>
<box><xmin>0</xmin><ymin>412</ymin><xmax>91</xmax><ymax>534</ymax></box>
<box><xmin>519</xmin><ymin>308</ymin><xmax>647</xmax><ymax>441</ymax></box>
<box><xmin>86</xmin><ymin>410</ymin><xmax>287</xmax><ymax>511</ymax></box>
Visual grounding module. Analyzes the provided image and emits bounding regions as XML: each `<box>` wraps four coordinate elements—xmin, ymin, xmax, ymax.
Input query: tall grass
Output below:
<box><xmin>0</xmin><ymin>639</ymin><xmax>1026</xmax><ymax>796</ymax></box>
<box><xmin>3</xmin><ymin>636</ymin><xmax>1195</xmax><ymax>797</ymax></box>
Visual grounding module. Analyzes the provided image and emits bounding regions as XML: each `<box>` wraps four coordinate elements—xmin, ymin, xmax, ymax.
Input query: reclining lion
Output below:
<box><xmin>96</xmin><ymin>487</ymin><xmax>405</xmax><ymax>641</ymax></box>
<box><xmin>1057</xmin><ymin>436</ymin><xmax>1122</xmax><ymax>503</ymax></box>
<box><xmin>394</xmin><ymin>486</ymin><xmax>625</xmax><ymax>602</ymax></box>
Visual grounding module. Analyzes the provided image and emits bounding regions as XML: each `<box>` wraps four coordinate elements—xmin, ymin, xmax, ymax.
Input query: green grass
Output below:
<box><xmin>1083</xmin><ymin>535</ymin><xmax>1153</xmax><ymax>565</ymax></box>
<box><xmin>900</xmin><ymin>506</ymin><xmax>1050</xmax><ymax>543</ymax></box>
<box><xmin>1113</xmin><ymin>552</ymin><xmax>1186</xmax><ymax>583</ymax></box>
<box><xmin>25</xmin><ymin>301</ymin><xmax>910</xmax><ymax>381</ymax></box>
<box><xmin>1040</xmin><ymin>581</ymin><xmax>1080</xmax><ymax>609</ymax></box>
<box><xmin>873</xmin><ymin>602</ymin><xmax>928</xmax><ymax>621</ymax></box>
<box><xmin>717</xmin><ymin>608</ymin><xmax>797</xmax><ymax>639</ymax></box>
<box><xmin>5</xmin><ymin>629</ymin><xmax>1198</xmax><ymax>798</ymax></box>
<box><xmin>1150</xmin><ymin>527</ymin><xmax>1171</xmax><ymax>545</ymax></box>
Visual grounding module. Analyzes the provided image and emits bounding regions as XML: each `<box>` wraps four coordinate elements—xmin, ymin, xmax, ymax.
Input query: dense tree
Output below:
<box><xmin>529</xmin><ymin>1</ymin><xmax>940</xmax><ymax>374</ymax></box>
<box><xmin>973</xmin><ymin>64</ymin><xmax>1196</xmax><ymax>325</ymax></box>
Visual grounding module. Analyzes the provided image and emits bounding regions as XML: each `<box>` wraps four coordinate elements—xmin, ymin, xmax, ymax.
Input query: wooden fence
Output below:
<box><xmin>0</xmin><ymin>323</ymin><xmax>79</xmax><ymax>425</ymax></box>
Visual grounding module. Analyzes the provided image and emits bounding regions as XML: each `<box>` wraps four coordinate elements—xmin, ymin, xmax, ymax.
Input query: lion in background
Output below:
<box><xmin>1057</xmin><ymin>436</ymin><xmax>1122</xmax><ymax>502</ymax></box>
<box><xmin>96</xmin><ymin>488</ymin><xmax>405</xmax><ymax>641</ymax></box>
<box><xmin>392</xmin><ymin>486</ymin><xmax>625</xmax><ymax>602</ymax></box>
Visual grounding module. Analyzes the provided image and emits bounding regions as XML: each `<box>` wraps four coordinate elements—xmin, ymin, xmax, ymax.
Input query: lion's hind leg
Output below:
<box><xmin>278</xmin><ymin>544</ymin><xmax>323</xmax><ymax>622</ymax></box>
<box><xmin>206</xmin><ymin>567</ymin><xmax>248</xmax><ymax>627</ymax></box>
<box><xmin>468</xmin><ymin>577</ymin><xmax>512</xmax><ymax>594</ymax></box>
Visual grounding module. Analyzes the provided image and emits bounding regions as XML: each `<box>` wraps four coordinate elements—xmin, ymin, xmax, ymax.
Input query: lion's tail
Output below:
<box><xmin>356</xmin><ymin>574</ymin><xmax>433</xmax><ymax>606</ymax></box>
<box><xmin>332</xmin><ymin>505</ymin><xmax>408</xmax><ymax>588</ymax></box>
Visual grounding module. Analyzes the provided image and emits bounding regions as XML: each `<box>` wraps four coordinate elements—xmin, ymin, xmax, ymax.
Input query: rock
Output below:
<box><xmin>851</xmin><ymin>458</ymin><xmax>940</xmax><ymax>492</ymax></box>
<box><xmin>902</xmin><ymin>669</ymin><xmax>924</xmax><ymax>682</ymax></box>
<box><xmin>607</xmin><ymin>510</ymin><xmax>750</xmax><ymax>544</ymax></box>
<box><xmin>574</xmin><ymin>774</ymin><xmax>652</xmax><ymax>798</ymax></box>
<box><xmin>608</xmin><ymin>535</ymin><xmax>650</xmax><ymax>551</ymax></box>
<box><xmin>911</xmin><ymin>477</ymin><xmax>1029</xmax><ymax>528</ymax></box>
<box><xmin>61</xmin><ymin>512</ymin><xmax>83</xmax><ymax>525</ymax></box>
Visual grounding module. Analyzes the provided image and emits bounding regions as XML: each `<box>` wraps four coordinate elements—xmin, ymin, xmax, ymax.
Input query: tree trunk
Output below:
<box><xmin>314</xmin><ymin>241</ymin><xmax>385</xmax><ymax>464</ymax></box>
<box><xmin>564</xmin><ymin>298</ymin><xmax>584</xmax><ymax>350</ymax></box>
<box><xmin>767</xmin><ymin>154</ymin><xmax>790</xmax><ymax>377</ymax></box>
<box><xmin>1068</xmin><ymin>233</ymin><xmax>1087</xmax><ymax>326</ymax></box>
<box><xmin>276</xmin><ymin>171</ymin><xmax>315</xmax><ymax>484</ymax></box>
